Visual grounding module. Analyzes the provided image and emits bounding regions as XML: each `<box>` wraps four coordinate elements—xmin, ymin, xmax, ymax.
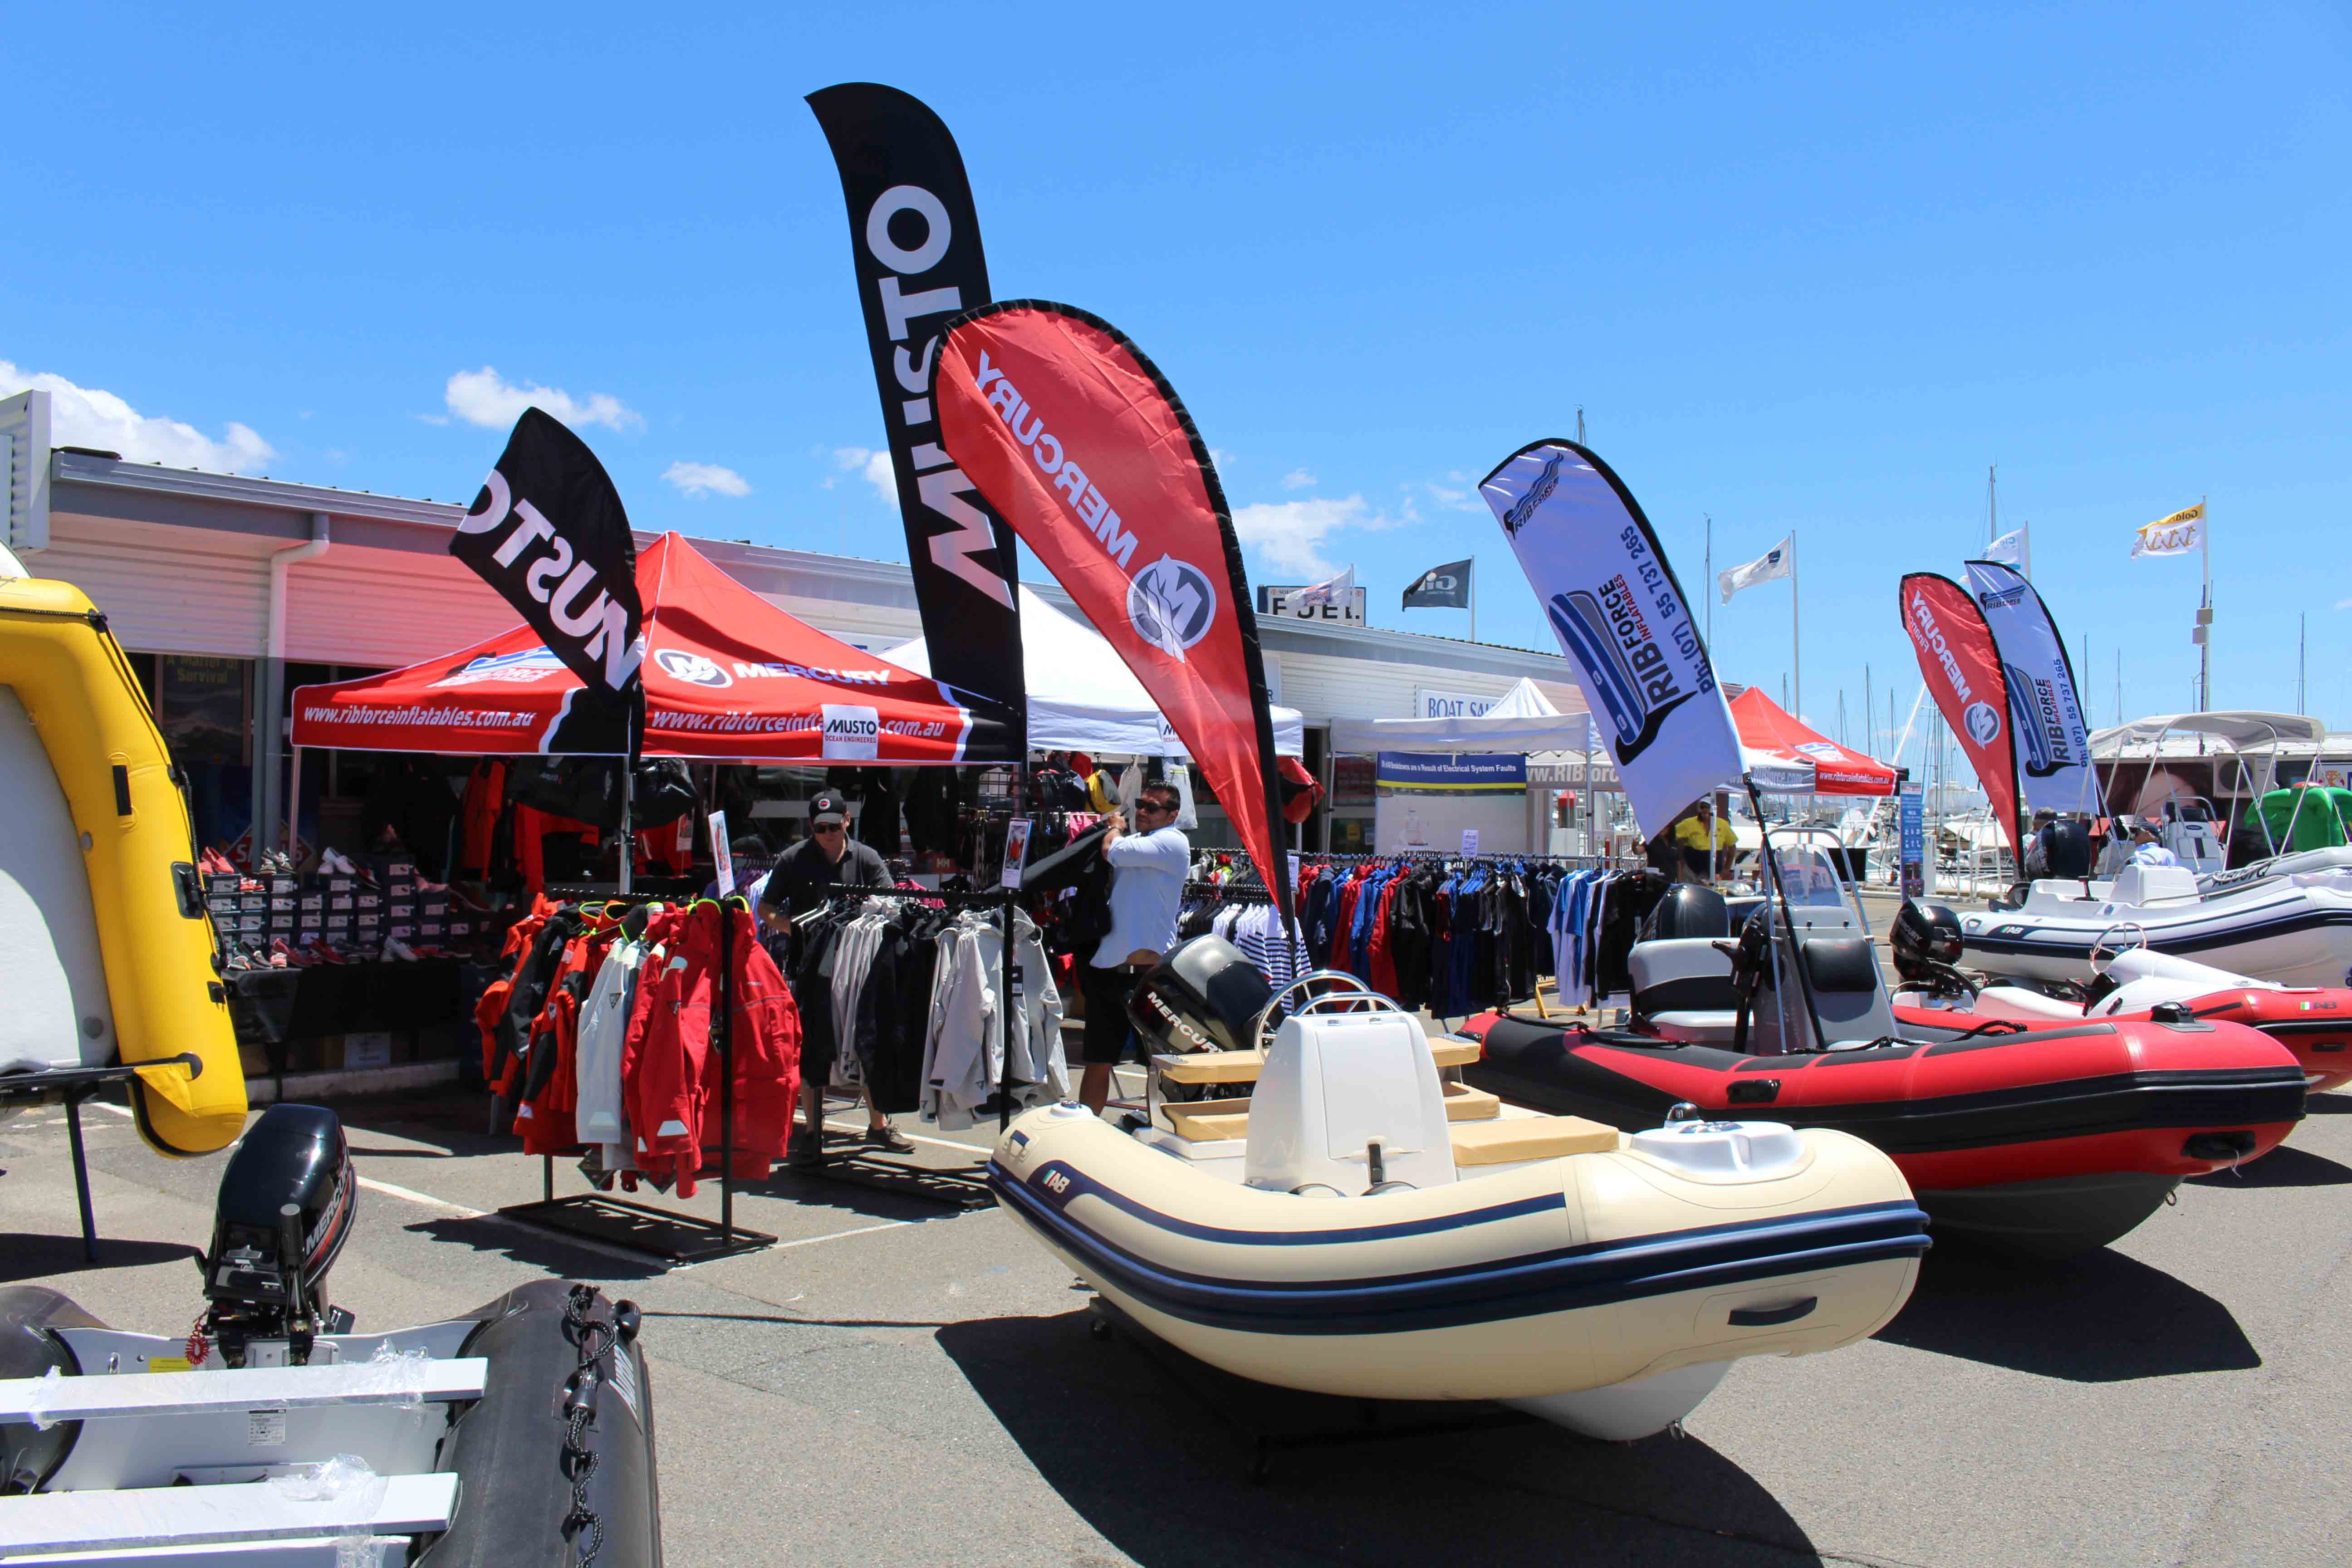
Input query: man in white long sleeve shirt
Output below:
<box><xmin>1078</xmin><ymin>782</ymin><xmax>1189</xmax><ymax>1112</ymax></box>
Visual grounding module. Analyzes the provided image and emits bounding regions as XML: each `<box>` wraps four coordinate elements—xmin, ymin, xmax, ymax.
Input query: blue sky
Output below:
<box><xmin>9</xmin><ymin>3</ymin><xmax>2348</xmax><ymax>761</ymax></box>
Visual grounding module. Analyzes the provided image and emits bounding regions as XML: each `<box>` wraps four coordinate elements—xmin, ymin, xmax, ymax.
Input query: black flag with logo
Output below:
<box><xmin>808</xmin><ymin>82</ymin><xmax>1025</xmax><ymax>762</ymax></box>
<box><xmin>1402</xmin><ymin>557</ymin><xmax>1472</xmax><ymax>610</ymax></box>
<box><xmin>448</xmin><ymin>408</ymin><xmax>645</xmax><ymax>705</ymax></box>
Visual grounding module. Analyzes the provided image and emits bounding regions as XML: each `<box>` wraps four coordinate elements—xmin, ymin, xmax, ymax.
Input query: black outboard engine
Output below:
<box><xmin>1890</xmin><ymin>901</ymin><xmax>1970</xmax><ymax>995</ymax></box>
<box><xmin>1129</xmin><ymin>935</ymin><xmax>1275</xmax><ymax>1057</ymax></box>
<box><xmin>1642</xmin><ymin>881</ymin><xmax>1732</xmax><ymax>941</ymax></box>
<box><xmin>200</xmin><ymin>1103</ymin><xmax>356</xmax><ymax>1366</ymax></box>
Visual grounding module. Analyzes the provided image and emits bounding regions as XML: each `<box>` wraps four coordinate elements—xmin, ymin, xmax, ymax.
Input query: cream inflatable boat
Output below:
<box><xmin>990</xmin><ymin>952</ymin><xmax>1930</xmax><ymax>1440</ymax></box>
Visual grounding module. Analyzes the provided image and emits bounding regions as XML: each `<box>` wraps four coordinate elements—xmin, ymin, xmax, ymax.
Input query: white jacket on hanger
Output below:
<box><xmin>576</xmin><ymin>938</ymin><xmax>644</xmax><ymax>1172</ymax></box>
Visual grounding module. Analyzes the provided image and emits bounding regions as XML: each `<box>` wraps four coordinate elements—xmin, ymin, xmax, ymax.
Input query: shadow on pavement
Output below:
<box><xmin>2188</xmin><ymin>1144</ymin><xmax>2352</xmax><ymax>1189</ymax></box>
<box><xmin>2303</xmin><ymin>1092</ymin><xmax>2352</xmax><ymax>1116</ymax></box>
<box><xmin>0</xmin><ymin>1234</ymin><xmax>203</xmax><ymax>1285</ymax></box>
<box><xmin>937</xmin><ymin>1308</ymin><xmax>1823</xmax><ymax>1567</ymax></box>
<box><xmin>402</xmin><ymin>1212</ymin><xmax>670</xmax><ymax>1282</ymax></box>
<box><xmin>1876</xmin><ymin>1244</ymin><xmax>2259</xmax><ymax>1380</ymax></box>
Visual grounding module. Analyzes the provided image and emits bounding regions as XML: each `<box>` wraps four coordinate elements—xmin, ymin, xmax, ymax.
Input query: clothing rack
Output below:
<box><xmin>804</xmin><ymin>884</ymin><xmax>1019</xmax><ymax>1211</ymax></box>
<box><xmin>496</xmin><ymin>890</ymin><xmax>779</xmax><ymax>1265</ymax></box>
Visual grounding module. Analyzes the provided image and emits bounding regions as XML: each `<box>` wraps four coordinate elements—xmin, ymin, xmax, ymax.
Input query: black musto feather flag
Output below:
<box><xmin>448</xmin><ymin>408</ymin><xmax>645</xmax><ymax>701</ymax></box>
<box><xmin>807</xmin><ymin>82</ymin><xmax>1026</xmax><ymax>762</ymax></box>
<box><xmin>1402</xmin><ymin>558</ymin><xmax>1472</xmax><ymax>610</ymax></box>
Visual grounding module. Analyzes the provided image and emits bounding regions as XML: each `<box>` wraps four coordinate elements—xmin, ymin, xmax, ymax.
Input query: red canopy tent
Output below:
<box><xmin>1730</xmin><ymin>687</ymin><xmax>1896</xmax><ymax>796</ymax></box>
<box><xmin>290</xmin><ymin>532</ymin><xmax>985</xmax><ymax>764</ymax></box>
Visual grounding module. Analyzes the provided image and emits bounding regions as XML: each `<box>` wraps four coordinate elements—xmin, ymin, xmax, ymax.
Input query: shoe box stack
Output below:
<box><xmin>305</xmin><ymin>864</ymin><xmax>364</xmax><ymax>950</ymax></box>
<box><xmin>205</xmin><ymin>871</ymin><xmax>299</xmax><ymax>950</ymax></box>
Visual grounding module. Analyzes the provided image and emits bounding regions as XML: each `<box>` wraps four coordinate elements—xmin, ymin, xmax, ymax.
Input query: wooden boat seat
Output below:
<box><xmin>1155</xmin><ymin>1033</ymin><xmax>1480</xmax><ymax>1085</ymax></box>
<box><xmin>0</xmin><ymin>1473</ymin><xmax>458</xmax><ymax>1557</ymax></box>
<box><xmin>1448</xmin><ymin>1115</ymin><xmax>1622</xmax><ymax>1165</ymax></box>
<box><xmin>1163</xmin><ymin>1081</ymin><xmax>1499</xmax><ymax>1142</ymax></box>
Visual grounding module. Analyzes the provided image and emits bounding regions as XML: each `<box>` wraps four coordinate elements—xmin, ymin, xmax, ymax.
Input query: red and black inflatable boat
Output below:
<box><xmin>1457</xmin><ymin>1010</ymin><xmax>2307</xmax><ymax>1256</ymax></box>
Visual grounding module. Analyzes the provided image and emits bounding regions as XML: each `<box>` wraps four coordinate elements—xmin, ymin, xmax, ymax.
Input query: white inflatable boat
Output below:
<box><xmin>1960</xmin><ymin>861</ymin><xmax>2352</xmax><ymax>989</ymax></box>
<box><xmin>990</xmin><ymin>956</ymin><xmax>1930</xmax><ymax>1441</ymax></box>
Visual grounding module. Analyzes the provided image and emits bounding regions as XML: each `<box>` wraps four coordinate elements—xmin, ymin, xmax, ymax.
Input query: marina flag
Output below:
<box><xmin>1402</xmin><ymin>557</ymin><xmax>1472</xmax><ymax>610</ymax></box>
<box><xmin>1718</xmin><ymin>536</ymin><xmax>1793</xmax><ymax>604</ymax></box>
<box><xmin>2132</xmin><ymin>503</ymin><xmax>2205</xmax><ymax>558</ymax></box>
<box><xmin>1480</xmin><ymin>439</ymin><xmax>1743</xmax><ymax>835</ymax></box>
<box><xmin>1985</xmin><ymin>525</ymin><xmax>2030</xmax><ymax>571</ymax></box>
<box><xmin>808</xmin><ymin>83</ymin><xmax>1025</xmax><ymax>763</ymax></box>
<box><xmin>1291</xmin><ymin>564</ymin><xmax>1355</xmax><ymax>612</ymax></box>
<box><xmin>449</xmin><ymin>408</ymin><xmax>645</xmax><ymax>705</ymax></box>
<box><xmin>1899</xmin><ymin>573</ymin><xmax>2021</xmax><ymax>857</ymax></box>
<box><xmin>934</xmin><ymin>300</ymin><xmax>1294</xmax><ymax>931</ymax></box>
<box><xmin>1963</xmin><ymin>559</ymin><xmax>2097</xmax><ymax>814</ymax></box>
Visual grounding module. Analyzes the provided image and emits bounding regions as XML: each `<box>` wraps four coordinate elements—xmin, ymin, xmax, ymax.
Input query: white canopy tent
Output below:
<box><xmin>883</xmin><ymin>586</ymin><xmax>1304</xmax><ymax>758</ymax></box>
<box><xmin>1327</xmin><ymin>677</ymin><xmax>1593</xmax><ymax>755</ymax></box>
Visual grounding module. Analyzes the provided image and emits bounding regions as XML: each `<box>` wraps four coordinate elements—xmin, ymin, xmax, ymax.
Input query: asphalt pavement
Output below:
<box><xmin>2</xmin><ymin>1069</ymin><xmax>2346</xmax><ymax>1567</ymax></box>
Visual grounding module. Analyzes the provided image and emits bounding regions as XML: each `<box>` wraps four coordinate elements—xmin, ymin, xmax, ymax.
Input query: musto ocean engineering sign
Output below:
<box><xmin>1480</xmin><ymin>439</ymin><xmax>1742</xmax><ymax>835</ymax></box>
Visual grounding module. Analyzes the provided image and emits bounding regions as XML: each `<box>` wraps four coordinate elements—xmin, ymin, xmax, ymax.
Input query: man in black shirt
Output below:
<box><xmin>756</xmin><ymin>791</ymin><xmax>908</xmax><ymax>1164</ymax></box>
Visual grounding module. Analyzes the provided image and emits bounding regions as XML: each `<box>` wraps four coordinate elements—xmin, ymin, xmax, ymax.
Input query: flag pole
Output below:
<box><xmin>1469</xmin><ymin>555</ymin><xmax>1477</xmax><ymax>644</ymax></box>
<box><xmin>1790</xmin><ymin>529</ymin><xmax>1801</xmax><ymax>729</ymax></box>
<box><xmin>2199</xmin><ymin>494</ymin><xmax>2211</xmax><ymax>710</ymax></box>
<box><xmin>1705</xmin><ymin>515</ymin><xmax>1713</xmax><ymax>651</ymax></box>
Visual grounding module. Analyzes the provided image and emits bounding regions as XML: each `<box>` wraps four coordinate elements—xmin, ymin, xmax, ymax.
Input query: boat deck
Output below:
<box><xmin>2</xmin><ymin>1045</ymin><xmax>2346</xmax><ymax>1568</ymax></box>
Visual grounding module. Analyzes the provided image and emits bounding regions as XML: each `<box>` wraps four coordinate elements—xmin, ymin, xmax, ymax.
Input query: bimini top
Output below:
<box><xmin>2091</xmin><ymin>711</ymin><xmax>2328</xmax><ymax>756</ymax></box>
<box><xmin>1730</xmin><ymin>688</ymin><xmax>1897</xmax><ymax>797</ymax></box>
<box><xmin>290</xmin><ymin>533</ymin><xmax>987</xmax><ymax>763</ymax></box>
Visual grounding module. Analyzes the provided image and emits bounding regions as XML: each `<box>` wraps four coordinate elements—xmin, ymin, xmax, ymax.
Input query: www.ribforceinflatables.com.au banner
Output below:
<box><xmin>1479</xmin><ymin>439</ymin><xmax>1743</xmax><ymax>836</ymax></box>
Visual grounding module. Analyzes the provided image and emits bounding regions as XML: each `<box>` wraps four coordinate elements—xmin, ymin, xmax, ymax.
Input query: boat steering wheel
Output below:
<box><xmin>2088</xmin><ymin>921</ymin><xmax>2148</xmax><ymax>977</ymax></box>
<box><xmin>1250</xmin><ymin>970</ymin><xmax>1401</xmax><ymax>1053</ymax></box>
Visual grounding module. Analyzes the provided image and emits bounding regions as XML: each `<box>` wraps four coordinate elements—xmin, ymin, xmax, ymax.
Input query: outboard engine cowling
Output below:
<box><xmin>1129</xmin><ymin>935</ymin><xmax>1275</xmax><ymax>1056</ymax></box>
<box><xmin>1643</xmin><ymin>882</ymin><xmax>1732</xmax><ymax>941</ymax></box>
<box><xmin>200</xmin><ymin>1102</ymin><xmax>355</xmax><ymax>1365</ymax></box>
<box><xmin>1890</xmin><ymin>901</ymin><xmax>1965</xmax><ymax>985</ymax></box>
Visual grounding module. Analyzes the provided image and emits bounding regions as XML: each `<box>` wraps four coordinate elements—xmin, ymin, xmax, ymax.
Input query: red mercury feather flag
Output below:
<box><xmin>1898</xmin><ymin>573</ymin><xmax>2022</xmax><ymax>858</ymax></box>
<box><xmin>935</xmin><ymin>300</ymin><xmax>1294</xmax><ymax>930</ymax></box>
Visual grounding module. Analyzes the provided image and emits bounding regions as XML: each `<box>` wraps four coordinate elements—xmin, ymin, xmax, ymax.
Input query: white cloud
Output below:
<box><xmin>0</xmin><ymin>358</ymin><xmax>274</xmax><ymax>473</ymax></box>
<box><xmin>1282</xmin><ymin>467</ymin><xmax>1316</xmax><ymax>490</ymax></box>
<box><xmin>663</xmin><ymin>461</ymin><xmax>750</xmax><ymax>498</ymax></box>
<box><xmin>826</xmin><ymin>446</ymin><xmax>898</xmax><ymax>510</ymax></box>
<box><xmin>1420</xmin><ymin>480</ymin><xmax>1482</xmax><ymax>512</ymax></box>
<box><xmin>443</xmin><ymin>366</ymin><xmax>642</xmax><ymax>433</ymax></box>
<box><xmin>1230</xmin><ymin>493</ymin><xmax>1416</xmax><ymax>579</ymax></box>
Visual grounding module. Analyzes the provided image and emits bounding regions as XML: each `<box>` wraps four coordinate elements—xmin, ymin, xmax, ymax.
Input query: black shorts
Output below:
<box><xmin>1079</xmin><ymin>961</ymin><xmax>1141</xmax><ymax>1067</ymax></box>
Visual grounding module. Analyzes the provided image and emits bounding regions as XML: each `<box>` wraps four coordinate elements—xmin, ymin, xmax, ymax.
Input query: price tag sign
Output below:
<box><xmin>1000</xmin><ymin>817</ymin><xmax>1034</xmax><ymax>889</ymax></box>
<box><xmin>1460</xmin><ymin>828</ymin><xmax>1480</xmax><ymax>855</ymax></box>
<box><xmin>710</xmin><ymin>809</ymin><xmax>733</xmax><ymax>893</ymax></box>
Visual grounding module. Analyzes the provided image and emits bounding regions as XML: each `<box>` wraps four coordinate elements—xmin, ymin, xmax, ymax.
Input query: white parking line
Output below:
<box><xmin>822</xmin><ymin>1120</ymin><xmax>990</xmax><ymax>1156</ymax></box>
<box><xmin>769</xmin><ymin>1220</ymin><xmax>913</xmax><ymax>1251</ymax></box>
<box><xmin>356</xmin><ymin>1176</ymin><xmax>483</xmax><ymax>1217</ymax></box>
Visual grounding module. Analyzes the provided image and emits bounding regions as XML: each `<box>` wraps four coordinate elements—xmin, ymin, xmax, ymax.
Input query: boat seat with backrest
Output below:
<box><xmin>1631</xmin><ymin>941</ymin><xmax>1742</xmax><ymax>1044</ymax></box>
<box><xmin>2106</xmin><ymin>864</ymin><xmax>2202</xmax><ymax>907</ymax></box>
<box><xmin>1798</xmin><ymin>936</ymin><xmax>1898</xmax><ymax>1046</ymax></box>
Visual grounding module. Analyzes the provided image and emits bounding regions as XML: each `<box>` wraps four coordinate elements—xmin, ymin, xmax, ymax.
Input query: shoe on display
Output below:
<box><xmin>863</xmin><ymin>1124</ymin><xmax>917</xmax><ymax>1155</ymax></box>
<box><xmin>381</xmin><ymin>937</ymin><xmax>419</xmax><ymax>962</ymax></box>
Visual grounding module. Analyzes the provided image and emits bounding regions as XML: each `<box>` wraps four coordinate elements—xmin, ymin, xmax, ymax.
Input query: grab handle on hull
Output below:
<box><xmin>1728</xmin><ymin>1297</ymin><xmax>1818</xmax><ymax>1328</ymax></box>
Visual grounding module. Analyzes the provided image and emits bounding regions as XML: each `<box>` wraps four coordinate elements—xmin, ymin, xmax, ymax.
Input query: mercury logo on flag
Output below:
<box><xmin>450</xmin><ymin>408</ymin><xmax>645</xmax><ymax>698</ymax></box>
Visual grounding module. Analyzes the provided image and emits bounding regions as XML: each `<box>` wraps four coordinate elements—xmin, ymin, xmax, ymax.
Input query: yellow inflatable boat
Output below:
<box><xmin>0</xmin><ymin>571</ymin><xmax>246</xmax><ymax>1155</ymax></box>
<box><xmin>992</xmin><ymin>985</ymin><xmax>1927</xmax><ymax>1439</ymax></box>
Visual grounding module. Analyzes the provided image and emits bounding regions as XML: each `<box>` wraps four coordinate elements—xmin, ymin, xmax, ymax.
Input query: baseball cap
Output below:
<box><xmin>810</xmin><ymin>790</ymin><xmax>848</xmax><ymax>825</ymax></box>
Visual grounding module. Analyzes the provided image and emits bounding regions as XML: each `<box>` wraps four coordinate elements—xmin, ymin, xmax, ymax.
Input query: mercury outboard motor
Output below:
<box><xmin>1129</xmin><ymin>935</ymin><xmax>1276</xmax><ymax>1057</ymax></box>
<box><xmin>1891</xmin><ymin>901</ymin><xmax>1970</xmax><ymax>995</ymax></box>
<box><xmin>1642</xmin><ymin>882</ymin><xmax>1732</xmax><ymax>941</ymax></box>
<box><xmin>200</xmin><ymin>1103</ymin><xmax>356</xmax><ymax>1366</ymax></box>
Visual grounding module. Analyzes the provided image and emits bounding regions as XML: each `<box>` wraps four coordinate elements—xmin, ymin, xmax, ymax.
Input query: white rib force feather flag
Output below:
<box><xmin>1718</xmin><ymin>536</ymin><xmax>1792</xmax><ymax>603</ymax></box>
